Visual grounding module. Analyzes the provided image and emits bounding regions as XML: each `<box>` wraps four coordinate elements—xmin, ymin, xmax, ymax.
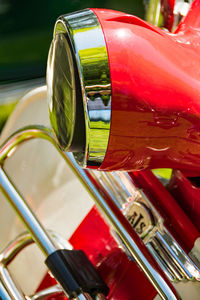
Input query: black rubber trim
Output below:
<box><xmin>45</xmin><ymin>249</ymin><xmax>109</xmax><ymax>298</ymax></box>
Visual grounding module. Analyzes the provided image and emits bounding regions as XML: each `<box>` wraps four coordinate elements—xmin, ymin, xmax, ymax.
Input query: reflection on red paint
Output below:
<box><xmin>89</xmin><ymin>2</ymin><xmax>200</xmax><ymax>173</ymax></box>
<box><xmin>36</xmin><ymin>206</ymin><xmax>157</xmax><ymax>299</ymax></box>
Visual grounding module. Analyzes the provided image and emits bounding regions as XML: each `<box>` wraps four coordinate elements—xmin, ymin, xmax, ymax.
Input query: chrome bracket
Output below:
<box><xmin>123</xmin><ymin>190</ymin><xmax>200</xmax><ymax>282</ymax></box>
<box><xmin>90</xmin><ymin>170</ymin><xmax>200</xmax><ymax>283</ymax></box>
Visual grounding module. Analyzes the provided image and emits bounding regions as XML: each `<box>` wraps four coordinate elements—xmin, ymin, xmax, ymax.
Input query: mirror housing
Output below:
<box><xmin>47</xmin><ymin>6</ymin><xmax>200</xmax><ymax>172</ymax></box>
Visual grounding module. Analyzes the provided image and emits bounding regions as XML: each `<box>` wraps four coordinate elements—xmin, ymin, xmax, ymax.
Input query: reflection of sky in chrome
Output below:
<box><xmin>87</xmin><ymin>97</ymin><xmax>111</xmax><ymax>110</ymax></box>
<box><xmin>74</xmin><ymin>27</ymin><xmax>105</xmax><ymax>51</ymax></box>
<box><xmin>88</xmin><ymin>110</ymin><xmax>111</xmax><ymax>122</ymax></box>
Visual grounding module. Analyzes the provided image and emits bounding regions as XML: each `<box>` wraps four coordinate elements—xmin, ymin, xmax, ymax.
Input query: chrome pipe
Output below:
<box><xmin>66</xmin><ymin>155</ymin><xmax>181</xmax><ymax>300</ymax></box>
<box><xmin>0</xmin><ymin>127</ymin><xmax>63</xmax><ymax>255</ymax></box>
<box><xmin>0</xmin><ymin>126</ymin><xmax>180</xmax><ymax>300</ymax></box>
<box><xmin>0</xmin><ymin>231</ymin><xmax>72</xmax><ymax>266</ymax></box>
<box><xmin>0</xmin><ymin>280</ymin><xmax>13</xmax><ymax>300</ymax></box>
<box><xmin>74</xmin><ymin>293</ymin><xmax>94</xmax><ymax>300</ymax></box>
<box><xmin>30</xmin><ymin>285</ymin><xmax>62</xmax><ymax>300</ymax></box>
<box><xmin>0</xmin><ymin>233</ymin><xmax>33</xmax><ymax>266</ymax></box>
<box><xmin>0</xmin><ymin>126</ymin><xmax>54</xmax><ymax>164</ymax></box>
<box><xmin>0</xmin><ymin>128</ymin><xmax>105</xmax><ymax>300</ymax></box>
<box><xmin>0</xmin><ymin>167</ymin><xmax>58</xmax><ymax>257</ymax></box>
<box><xmin>0</xmin><ymin>265</ymin><xmax>25</xmax><ymax>300</ymax></box>
<box><xmin>0</xmin><ymin>231</ymin><xmax>72</xmax><ymax>300</ymax></box>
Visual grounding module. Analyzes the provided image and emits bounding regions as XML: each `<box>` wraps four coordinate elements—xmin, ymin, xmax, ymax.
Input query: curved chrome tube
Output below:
<box><xmin>0</xmin><ymin>231</ymin><xmax>71</xmax><ymax>300</ymax></box>
<box><xmin>0</xmin><ymin>126</ymin><xmax>55</xmax><ymax>165</ymax></box>
<box><xmin>0</xmin><ymin>280</ymin><xmax>13</xmax><ymax>299</ymax></box>
<box><xmin>0</xmin><ymin>231</ymin><xmax>72</xmax><ymax>266</ymax></box>
<box><xmin>0</xmin><ymin>168</ymin><xmax>58</xmax><ymax>257</ymax></box>
<box><xmin>31</xmin><ymin>285</ymin><xmax>62</xmax><ymax>300</ymax></box>
<box><xmin>0</xmin><ymin>230</ymin><xmax>95</xmax><ymax>300</ymax></box>
<box><xmin>0</xmin><ymin>125</ymin><xmax>180</xmax><ymax>299</ymax></box>
<box><xmin>0</xmin><ymin>126</ymin><xmax>102</xmax><ymax>300</ymax></box>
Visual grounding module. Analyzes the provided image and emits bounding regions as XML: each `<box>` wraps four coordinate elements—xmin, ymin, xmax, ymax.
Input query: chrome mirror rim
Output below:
<box><xmin>47</xmin><ymin>9</ymin><xmax>112</xmax><ymax>168</ymax></box>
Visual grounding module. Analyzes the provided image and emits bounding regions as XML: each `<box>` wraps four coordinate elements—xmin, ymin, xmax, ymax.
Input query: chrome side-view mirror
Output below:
<box><xmin>47</xmin><ymin>6</ymin><xmax>200</xmax><ymax>173</ymax></box>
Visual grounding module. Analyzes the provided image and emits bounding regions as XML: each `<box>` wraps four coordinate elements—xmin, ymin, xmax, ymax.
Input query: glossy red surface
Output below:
<box><xmin>168</xmin><ymin>170</ymin><xmax>200</xmax><ymax>232</ymax></box>
<box><xmin>92</xmin><ymin>2</ymin><xmax>200</xmax><ymax>173</ymax></box>
<box><xmin>129</xmin><ymin>170</ymin><xmax>200</xmax><ymax>252</ymax></box>
<box><xmin>37</xmin><ymin>3</ymin><xmax>200</xmax><ymax>298</ymax></box>
<box><xmin>84</xmin><ymin>168</ymin><xmax>180</xmax><ymax>300</ymax></box>
<box><xmin>70</xmin><ymin>206</ymin><xmax>157</xmax><ymax>299</ymax></box>
<box><xmin>37</xmin><ymin>206</ymin><xmax>157</xmax><ymax>299</ymax></box>
<box><xmin>37</xmin><ymin>201</ymin><xmax>183</xmax><ymax>299</ymax></box>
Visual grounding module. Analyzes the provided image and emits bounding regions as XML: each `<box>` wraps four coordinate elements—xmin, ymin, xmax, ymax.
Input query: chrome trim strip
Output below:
<box><xmin>155</xmin><ymin>231</ymin><xmax>193</xmax><ymax>281</ymax></box>
<box><xmin>48</xmin><ymin>9</ymin><xmax>111</xmax><ymax>167</ymax></box>
<box><xmin>148</xmin><ymin>238</ymin><xmax>184</xmax><ymax>282</ymax></box>
<box><xmin>147</xmin><ymin>242</ymin><xmax>176</xmax><ymax>282</ymax></box>
<box><xmin>87</xmin><ymin>170</ymin><xmax>200</xmax><ymax>283</ymax></box>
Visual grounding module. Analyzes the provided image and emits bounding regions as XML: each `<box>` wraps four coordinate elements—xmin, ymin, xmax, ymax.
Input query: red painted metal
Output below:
<box><xmin>91</xmin><ymin>2</ymin><xmax>200</xmax><ymax>173</ymax></box>
<box><xmin>69</xmin><ymin>206</ymin><xmax>157</xmax><ymax>300</ymax></box>
<box><xmin>168</xmin><ymin>170</ymin><xmax>200</xmax><ymax>232</ymax></box>
<box><xmin>129</xmin><ymin>170</ymin><xmax>200</xmax><ymax>252</ymax></box>
<box><xmin>36</xmin><ymin>2</ymin><xmax>200</xmax><ymax>298</ymax></box>
<box><xmin>37</xmin><ymin>171</ymin><xmax>181</xmax><ymax>299</ymax></box>
<box><xmin>37</xmin><ymin>206</ymin><xmax>157</xmax><ymax>299</ymax></box>
<box><xmin>36</xmin><ymin>274</ymin><xmax>65</xmax><ymax>299</ymax></box>
<box><xmin>83</xmin><ymin>168</ymin><xmax>181</xmax><ymax>300</ymax></box>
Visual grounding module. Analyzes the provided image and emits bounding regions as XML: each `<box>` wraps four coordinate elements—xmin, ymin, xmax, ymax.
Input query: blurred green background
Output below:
<box><xmin>0</xmin><ymin>0</ymin><xmax>146</xmax><ymax>131</ymax></box>
<box><xmin>0</xmin><ymin>0</ymin><xmax>145</xmax><ymax>83</ymax></box>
